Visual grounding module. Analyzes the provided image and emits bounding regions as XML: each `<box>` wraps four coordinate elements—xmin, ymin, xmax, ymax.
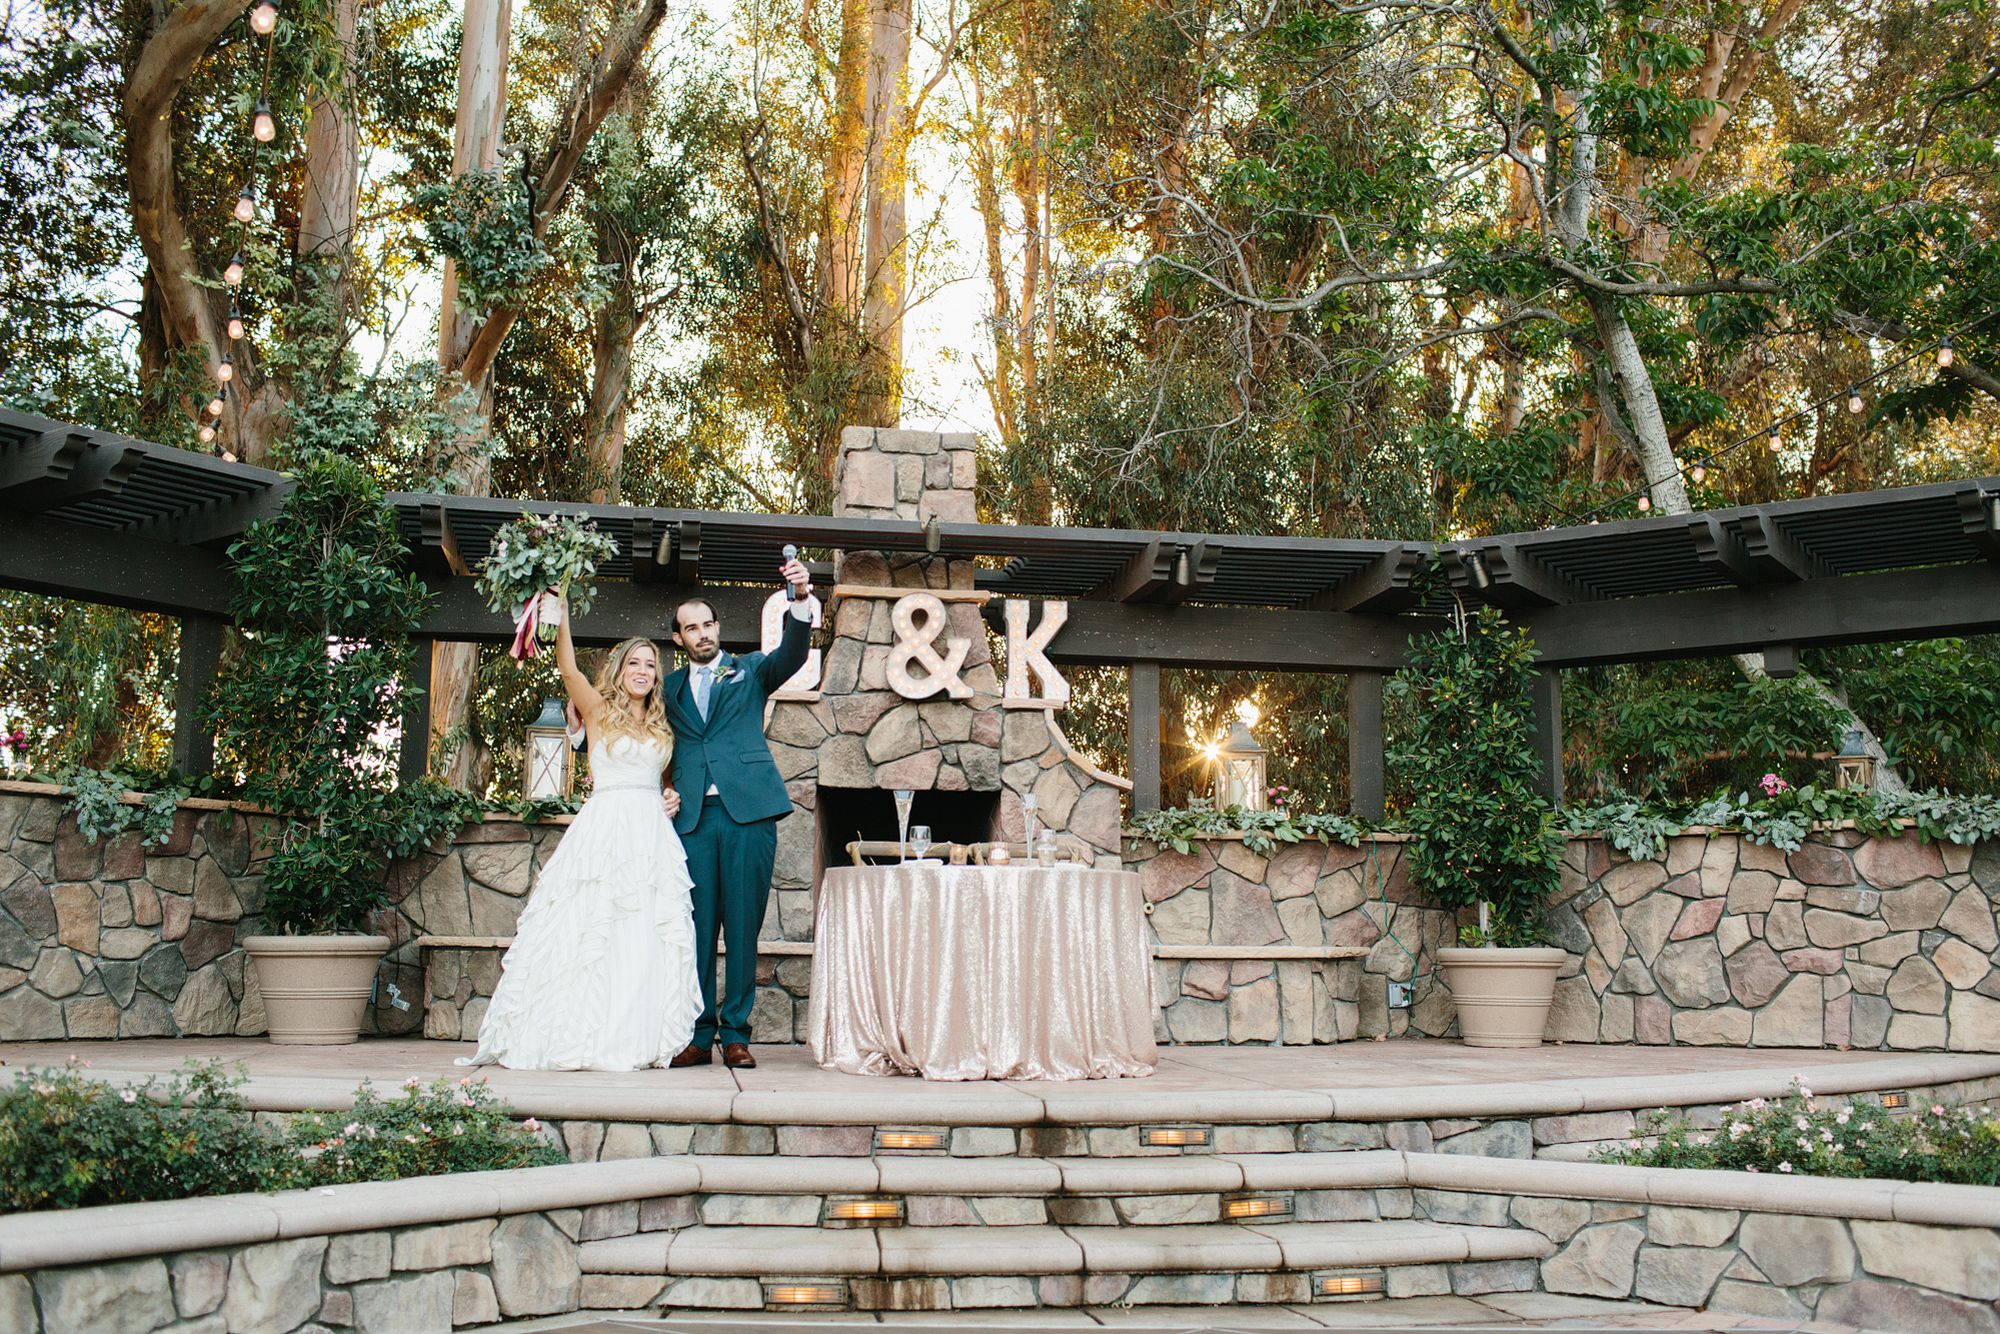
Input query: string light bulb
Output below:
<box><xmin>1690</xmin><ymin>463</ymin><xmax>1707</xmax><ymax>484</ymax></box>
<box><xmin>206</xmin><ymin>393</ymin><xmax>226</xmax><ymax>418</ymax></box>
<box><xmin>234</xmin><ymin>184</ymin><xmax>256</xmax><ymax>223</ymax></box>
<box><xmin>224</xmin><ymin>251</ymin><xmax>244</xmax><ymax>286</ymax></box>
<box><xmin>249</xmin><ymin>0</ymin><xmax>278</xmax><ymax>33</ymax></box>
<box><xmin>1938</xmin><ymin>338</ymin><xmax>1956</xmax><ymax>369</ymax></box>
<box><xmin>1636</xmin><ymin>494</ymin><xmax>1652</xmax><ymax>513</ymax></box>
<box><xmin>216</xmin><ymin>354</ymin><xmax>233</xmax><ymax>383</ymax></box>
<box><xmin>1768</xmin><ymin>425</ymin><xmax>1782</xmax><ymax>452</ymax></box>
<box><xmin>1847</xmin><ymin>387</ymin><xmax>1864</xmax><ymax>414</ymax></box>
<box><xmin>199</xmin><ymin>424</ymin><xmax>216</xmax><ymax>443</ymax></box>
<box><xmin>227</xmin><ymin>306</ymin><xmax>245</xmax><ymax>341</ymax></box>
<box><xmin>253</xmin><ymin>101</ymin><xmax>276</xmax><ymax>143</ymax></box>
<box><xmin>220</xmin><ymin>448</ymin><xmax>237</xmax><ymax>463</ymax></box>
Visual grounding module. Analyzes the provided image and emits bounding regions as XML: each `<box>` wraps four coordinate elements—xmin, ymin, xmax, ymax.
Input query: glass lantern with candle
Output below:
<box><xmin>1211</xmin><ymin>700</ymin><xmax>1269</xmax><ymax>811</ymax></box>
<box><xmin>523</xmin><ymin>698</ymin><xmax>575</xmax><ymax>799</ymax></box>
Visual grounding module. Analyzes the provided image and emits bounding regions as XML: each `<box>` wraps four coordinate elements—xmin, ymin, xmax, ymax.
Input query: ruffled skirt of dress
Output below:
<box><xmin>458</xmin><ymin>789</ymin><xmax>701</xmax><ymax>1071</ymax></box>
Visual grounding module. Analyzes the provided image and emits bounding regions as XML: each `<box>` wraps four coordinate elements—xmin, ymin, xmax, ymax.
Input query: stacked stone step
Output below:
<box><xmin>577</xmin><ymin>1150</ymin><xmax>1554</xmax><ymax>1311</ymax></box>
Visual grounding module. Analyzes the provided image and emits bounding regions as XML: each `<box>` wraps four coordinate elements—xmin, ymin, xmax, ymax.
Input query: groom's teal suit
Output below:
<box><xmin>663</xmin><ymin>611</ymin><xmax>810</xmax><ymax>1048</ymax></box>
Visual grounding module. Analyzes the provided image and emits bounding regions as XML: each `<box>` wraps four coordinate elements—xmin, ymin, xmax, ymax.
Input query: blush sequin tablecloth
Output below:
<box><xmin>807</xmin><ymin>864</ymin><xmax>1159</xmax><ymax>1080</ymax></box>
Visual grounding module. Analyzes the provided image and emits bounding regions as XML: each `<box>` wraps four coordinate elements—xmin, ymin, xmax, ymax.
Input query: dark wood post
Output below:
<box><xmin>401</xmin><ymin>637</ymin><xmax>434</xmax><ymax>785</ymax></box>
<box><xmin>1347</xmin><ymin>670</ymin><xmax>1384</xmax><ymax>820</ymax></box>
<box><xmin>1128</xmin><ymin>660</ymin><xmax>1162</xmax><ymax>811</ymax></box>
<box><xmin>172</xmin><ymin>615</ymin><xmax>224</xmax><ymax>776</ymax></box>
<box><xmin>1532</xmin><ymin>667</ymin><xmax>1565</xmax><ymax>805</ymax></box>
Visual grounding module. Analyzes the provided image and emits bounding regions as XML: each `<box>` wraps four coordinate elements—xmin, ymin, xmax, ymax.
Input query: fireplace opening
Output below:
<box><xmin>816</xmin><ymin>787</ymin><xmax>1002</xmax><ymax>869</ymax></box>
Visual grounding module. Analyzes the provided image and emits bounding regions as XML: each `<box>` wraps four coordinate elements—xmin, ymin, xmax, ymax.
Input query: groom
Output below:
<box><xmin>664</xmin><ymin>556</ymin><xmax>813</xmax><ymax>1069</ymax></box>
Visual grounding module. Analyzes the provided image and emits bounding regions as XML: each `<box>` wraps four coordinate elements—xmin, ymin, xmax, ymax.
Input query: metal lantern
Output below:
<box><xmin>1832</xmin><ymin>728</ymin><xmax>1877</xmax><ymax>792</ymax></box>
<box><xmin>1212</xmin><ymin>700</ymin><xmax>1269</xmax><ymax>811</ymax></box>
<box><xmin>523</xmin><ymin>698</ymin><xmax>574</xmax><ymax>799</ymax></box>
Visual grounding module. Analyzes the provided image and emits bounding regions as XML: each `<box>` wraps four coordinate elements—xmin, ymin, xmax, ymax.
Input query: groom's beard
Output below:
<box><xmin>681</xmin><ymin>641</ymin><xmax>721</xmax><ymax>665</ymax></box>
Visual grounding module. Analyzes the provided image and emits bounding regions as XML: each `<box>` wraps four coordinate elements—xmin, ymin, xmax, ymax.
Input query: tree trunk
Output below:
<box><xmin>858</xmin><ymin>0</ymin><xmax>910</xmax><ymax>425</ymax></box>
<box><xmin>126</xmin><ymin>0</ymin><xmax>253</xmax><ymax>443</ymax></box>
<box><xmin>426</xmin><ymin>0</ymin><xmax>511</xmax><ymax>793</ymax></box>
<box><xmin>818</xmin><ymin>0</ymin><xmax>870</xmax><ymax>325</ymax></box>
<box><xmin>583</xmin><ymin>218</ymin><xmax>637</xmax><ymax>504</ymax></box>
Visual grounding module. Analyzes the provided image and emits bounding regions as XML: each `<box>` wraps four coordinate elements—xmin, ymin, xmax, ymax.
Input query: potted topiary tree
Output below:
<box><xmin>207</xmin><ymin>454</ymin><xmax>475</xmax><ymax>1043</ymax></box>
<box><xmin>1388</xmin><ymin>605</ymin><xmax>1566</xmax><ymax>1047</ymax></box>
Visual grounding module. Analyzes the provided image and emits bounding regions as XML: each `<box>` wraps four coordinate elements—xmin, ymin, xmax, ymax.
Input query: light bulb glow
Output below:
<box><xmin>253</xmin><ymin>102</ymin><xmax>275</xmax><ymax>142</ymax></box>
<box><xmin>1768</xmin><ymin>429</ymin><xmax>1782</xmax><ymax>452</ymax></box>
<box><xmin>1939</xmin><ymin>339</ymin><xmax>1955</xmax><ymax>369</ymax></box>
<box><xmin>234</xmin><ymin>187</ymin><xmax>255</xmax><ymax>223</ymax></box>
<box><xmin>1637</xmin><ymin>494</ymin><xmax>1652</xmax><ymax>512</ymax></box>
<box><xmin>250</xmin><ymin>0</ymin><xmax>278</xmax><ymax>33</ymax></box>
<box><xmin>1690</xmin><ymin>464</ymin><xmax>1706</xmax><ymax>483</ymax></box>
<box><xmin>1847</xmin><ymin>389</ymin><xmax>1863</xmax><ymax>414</ymax></box>
<box><xmin>220</xmin><ymin>449</ymin><xmax>237</xmax><ymax>463</ymax></box>
<box><xmin>1234</xmin><ymin>699</ymin><xmax>1261</xmax><ymax>728</ymax></box>
<box><xmin>224</xmin><ymin>252</ymin><xmax>245</xmax><ymax>285</ymax></box>
<box><xmin>216</xmin><ymin>356</ymin><xmax>233</xmax><ymax>383</ymax></box>
<box><xmin>228</xmin><ymin>314</ymin><xmax>245</xmax><ymax>341</ymax></box>
<box><xmin>199</xmin><ymin>425</ymin><xmax>216</xmax><ymax>443</ymax></box>
<box><xmin>207</xmin><ymin>395</ymin><xmax>225</xmax><ymax>417</ymax></box>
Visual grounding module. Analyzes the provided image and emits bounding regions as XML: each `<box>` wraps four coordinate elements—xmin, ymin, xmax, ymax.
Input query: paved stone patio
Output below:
<box><xmin>490</xmin><ymin>1292</ymin><xmax>1886</xmax><ymax>1330</ymax></box>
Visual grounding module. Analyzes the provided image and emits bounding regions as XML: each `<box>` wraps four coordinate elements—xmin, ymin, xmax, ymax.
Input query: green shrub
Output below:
<box><xmin>1598</xmin><ymin>1078</ymin><xmax>2000</xmax><ymax>1186</ymax></box>
<box><xmin>1388</xmin><ymin>606</ymin><xmax>1561</xmax><ymax>946</ymax></box>
<box><xmin>276</xmin><ymin>1077</ymin><xmax>565</xmax><ymax>1186</ymax></box>
<box><xmin>0</xmin><ymin>1061</ymin><xmax>564</xmax><ymax>1214</ymax></box>
<box><xmin>0</xmin><ymin>1059</ymin><xmax>275</xmax><ymax>1212</ymax></box>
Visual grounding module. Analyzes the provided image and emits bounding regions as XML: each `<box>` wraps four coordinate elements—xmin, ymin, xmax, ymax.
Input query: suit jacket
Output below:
<box><xmin>663</xmin><ymin>609</ymin><xmax>811</xmax><ymax>834</ymax></box>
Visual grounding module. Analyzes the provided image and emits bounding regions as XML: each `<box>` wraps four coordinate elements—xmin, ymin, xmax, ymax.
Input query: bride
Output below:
<box><xmin>459</xmin><ymin>602</ymin><xmax>701</xmax><ymax>1071</ymax></box>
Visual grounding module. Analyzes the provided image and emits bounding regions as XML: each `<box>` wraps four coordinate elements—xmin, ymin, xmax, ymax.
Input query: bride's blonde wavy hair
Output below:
<box><xmin>591</xmin><ymin>637</ymin><xmax>672</xmax><ymax>753</ymax></box>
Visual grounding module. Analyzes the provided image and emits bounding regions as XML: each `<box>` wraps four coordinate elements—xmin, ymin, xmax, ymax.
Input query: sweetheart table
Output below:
<box><xmin>807</xmin><ymin>863</ymin><xmax>1158</xmax><ymax>1080</ymax></box>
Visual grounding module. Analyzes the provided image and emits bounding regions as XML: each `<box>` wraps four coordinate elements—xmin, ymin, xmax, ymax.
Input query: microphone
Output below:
<box><xmin>783</xmin><ymin>543</ymin><xmax>800</xmax><ymax>601</ymax></box>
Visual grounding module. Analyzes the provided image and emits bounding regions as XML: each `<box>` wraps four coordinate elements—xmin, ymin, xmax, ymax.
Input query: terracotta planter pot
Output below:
<box><xmin>1436</xmin><ymin>946</ymin><xmax>1569</xmax><ymax>1048</ymax></box>
<box><xmin>241</xmin><ymin>935</ymin><xmax>391</xmax><ymax>1045</ymax></box>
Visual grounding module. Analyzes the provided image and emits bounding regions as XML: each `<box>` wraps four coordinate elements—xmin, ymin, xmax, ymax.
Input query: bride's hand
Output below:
<box><xmin>661</xmin><ymin>787</ymin><xmax>682</xmax><ymax>817</ymax></box>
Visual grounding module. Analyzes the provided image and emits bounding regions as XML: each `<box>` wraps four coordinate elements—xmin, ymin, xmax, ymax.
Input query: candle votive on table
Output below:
<box><xmin>1034</xmin><ymin>832</ymin><xmax>1058</xmax><ymax>867</ymax></box>
<box><xmin>988</xmin><ymin>844</ymin><xmax>1011</xmax><ymax>865</ymax></box>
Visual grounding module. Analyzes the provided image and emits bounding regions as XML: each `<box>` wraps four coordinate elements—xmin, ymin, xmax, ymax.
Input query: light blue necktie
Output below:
<box><xmin>694</xmin><ymin>665</ymin><xmax>712</xmax><ymax>721</ymax></box>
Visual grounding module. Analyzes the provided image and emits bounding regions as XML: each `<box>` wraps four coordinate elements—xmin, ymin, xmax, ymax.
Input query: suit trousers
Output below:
<box><xmin>682</xmin><ymin>795</ymin><xmax>779</xmax><ymax>1046</ymax></box>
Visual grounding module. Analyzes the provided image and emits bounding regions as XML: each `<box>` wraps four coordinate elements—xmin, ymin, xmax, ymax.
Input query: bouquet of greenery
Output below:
<box><xmin>475</xmin><ymin>510</ymin><xmax>619</xmax><ymax>660</ymax></box>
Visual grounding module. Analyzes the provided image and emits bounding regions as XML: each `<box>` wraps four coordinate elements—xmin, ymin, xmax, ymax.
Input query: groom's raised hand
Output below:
<box><xmin>779</xmin><ymin>556</ymin><xmax>811</xmax><ymax>597</ymax></box>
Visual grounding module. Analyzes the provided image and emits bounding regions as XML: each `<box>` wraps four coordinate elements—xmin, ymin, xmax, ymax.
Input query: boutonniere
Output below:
<box><xmin>712</xmin><ymin>653</ymin><xmax>744</xmax><ymax>682</ymax></box>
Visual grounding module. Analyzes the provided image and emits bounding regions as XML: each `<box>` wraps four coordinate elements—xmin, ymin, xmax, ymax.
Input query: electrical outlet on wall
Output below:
<box><xmin>1387</xmin><ymin>980</ymin><xmax>1413</xmax><ymax>1008</ymax></box>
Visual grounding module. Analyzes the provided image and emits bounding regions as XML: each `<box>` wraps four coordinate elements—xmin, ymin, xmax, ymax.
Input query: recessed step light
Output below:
<box><xmin>1222</xmin><ymin>1193</ymin><xmax>1293</xmax><ymax>1219</ymax></box>
<box><xmin>763</xmin><ymin>1279</ymin><xmax>848</xmax><ymax>1308</ymax></box>
<box><xmin>874</xmin><ymin>1128</ymin><xmax>948</xmax><ymax>1152</ymax></box>
<box><xmin>1313</xmin><ymin>1269</ymin><xmax>1385</xmax><ymax>1300</ymax></box>
<box><xmin>1142</xmin><ymin>1125</ymin><xmax>1211</xmax><ymax>1148</ymax></box>
<box><xmin>1879</xmin><ymin>1091</ymin><xmax>1909</xmax><ymax>1109</ymax></box>
<box><xmin>824</xmin><ymin>1197</ymin><xmax>905</xmax><ymax>1226</ymax></box>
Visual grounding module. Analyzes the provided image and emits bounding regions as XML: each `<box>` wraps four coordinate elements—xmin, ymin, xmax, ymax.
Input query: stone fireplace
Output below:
<box><xmin>756</xmin><ymin>428</ymin><xmax>1129</xmax><ymax>1035</ymax></box>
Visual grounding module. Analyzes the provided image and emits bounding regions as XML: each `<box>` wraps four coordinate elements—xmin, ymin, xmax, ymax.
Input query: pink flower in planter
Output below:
<box><xmin>1759</xmin><ymin>773</ymin><xmax>1791</xmax><ymax>795</ymax></box>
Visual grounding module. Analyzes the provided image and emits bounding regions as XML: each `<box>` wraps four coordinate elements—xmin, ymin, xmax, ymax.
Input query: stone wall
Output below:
<box><xmin>1128</xmin><ymin>829</ymin><xmax>2000</xmax><ymax>1052</ymax></box>
<box><xmin>0</xmin><ymin>784</ymin><xmax>278</xmax><ymax>1040</ymax></box>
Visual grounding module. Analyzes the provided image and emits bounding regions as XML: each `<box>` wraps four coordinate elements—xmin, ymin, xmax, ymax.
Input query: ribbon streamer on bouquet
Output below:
<box><xmin>509</xmin><ymin>590</ymin><xmax>550</xmax><ymax>661</ymax></box>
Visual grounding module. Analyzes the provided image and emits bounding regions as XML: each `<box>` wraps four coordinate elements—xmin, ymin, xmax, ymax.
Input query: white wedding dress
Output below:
<box><xmin>459</xmin><ymin>733</ymin><xmax>701</xmax><ymax>1071</ymax></box>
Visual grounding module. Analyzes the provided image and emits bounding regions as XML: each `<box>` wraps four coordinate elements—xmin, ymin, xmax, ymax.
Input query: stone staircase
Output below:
<box><xmin>570</xmin><ymin>1150</ymin><xmax>1556</xmax><ymax>1311</ymax></box>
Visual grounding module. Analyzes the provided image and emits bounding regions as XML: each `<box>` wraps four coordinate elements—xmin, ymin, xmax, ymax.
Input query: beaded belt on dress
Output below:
<box><xmin>593</xmin><ymin>782</ymin><xmax>664</xmax><ymax>793</ymax></box>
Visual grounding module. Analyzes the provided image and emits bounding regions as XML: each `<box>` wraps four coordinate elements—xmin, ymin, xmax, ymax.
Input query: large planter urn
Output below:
<box><xmin>242</xmin><ymin>936</ymin><xmax>391</xmax><ymax>1045</ymax></box>
<box><xmin>1436</xmin><ymin>946</ymin><xmax>1569</xmax><ymax>1048</ymax></box>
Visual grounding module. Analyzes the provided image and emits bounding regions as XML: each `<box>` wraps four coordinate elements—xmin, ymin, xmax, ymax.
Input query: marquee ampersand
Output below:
<box><xmin>887</xmin><ymin>592</ymin><xmax>975</xmax><ymax>700</ymax></box>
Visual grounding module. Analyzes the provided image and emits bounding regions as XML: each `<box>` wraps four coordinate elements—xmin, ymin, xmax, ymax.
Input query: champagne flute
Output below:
<box><xmin>894</xmin><ymin>789</ymin><xmax>914</xmax><ymax>864</ymax></box>
<box><xmin>909</xmin><ymin>825</ymin><xmax>931</xmax><ymax>862</ymax></box>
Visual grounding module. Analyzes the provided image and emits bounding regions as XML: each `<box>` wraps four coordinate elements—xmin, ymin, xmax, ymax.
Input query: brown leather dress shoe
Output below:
<box><xmin>669</xmin><ymin>1043</ymin><xmax>712</xmax><ymax>1067</ymax></box>
<box><xmin>721</xmin><ymin>1042</ymin><xmax>756</xmax><ymax>1069</ymax></box>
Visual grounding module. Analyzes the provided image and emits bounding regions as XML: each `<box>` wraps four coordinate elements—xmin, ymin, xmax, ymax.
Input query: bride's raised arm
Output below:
<box><xmin>553</xmin><ymin>599</ymin><xmax>604</xmax><ymax>739</ymax></box>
